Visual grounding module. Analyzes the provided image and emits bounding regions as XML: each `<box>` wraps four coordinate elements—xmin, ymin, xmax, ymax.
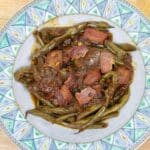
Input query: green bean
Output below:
<box><xmin>30</xmin><ymin>92</ymin><xmax>54</xmax><ymax>108</ymax></box>
<box><xmin>105</xmin><ymin>40</ymin><xmax>126</xmax><ymax>65</ymax></box>
<box><xmin>26</xmin><ymin>109</ymin><xmax>55</xmax><ymax>123</ymax></box>
<box><xmin>115</xmin><ymin>43</ymin><xmax>136</xmax><ymax>51</ymax></box>
<box><xmin>56</xmin><ymin>113</ymin><xmax>77</xmax><ymax>121</ymax></box>
<box><xmin>87</xmin><ymin>21</ymin><xmax>113</xmax><ymax>29</ymax></box>
<box><xmin>57</xmin><ymin>121</ymin><xmax>81</xmax><ymax>129</ymax></box>
<box><xmin>100</xmin><ymin>71</ymin><xmax>117</xmax><ymax>86</ymax></box>
<box><xmin>14</xmin><ymin>67</ymin><xmax>33</xmax><ymax>84</ymax></box>
<box><xmin>101</xmin><ymin>111</ymin><xmax>119</xmax><ymax>121</ymax></box>
<box><xmin>88</xmin><ymin>122</ymin><xmax>108</xmax><ymax>129</ymax></box>
<box><xmin>66</xmin><ymin>116</ymin><xmax>76</xmax><ymax>123</ymax></box>
<box><xmin>33</xmin><ymin>31</ymin><xmax>45</xmax><ymax>47</ymax></box>
<box><xmin>102</xmin><ymin>90</ymin><xmax>130</xmax><ymax>117</ymax></box>
<box><xmin>78</xmin><ymin>106</ymin><xmax>106</xmax><ymax>132</ymax></box>
<box><xmin>37</xmin><ymin>106</ymin><xmax>77</xmax><ymax>115</ymax></box>
<box><xmin>77</xmin><ymin>104</ymin><xmax>101</xmax><ymax>120</ymax></box>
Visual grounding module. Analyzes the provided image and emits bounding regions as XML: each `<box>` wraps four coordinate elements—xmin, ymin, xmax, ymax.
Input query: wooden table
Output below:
<box><xmin>0</xmin><ymin>0</ymin><xmax>150</xmax><ymax>149</ymax></box>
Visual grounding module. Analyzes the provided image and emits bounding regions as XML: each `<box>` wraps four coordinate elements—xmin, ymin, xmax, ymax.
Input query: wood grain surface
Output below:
<box><xmin>0</xmin><ymin>0</ymin><xmax>150</xmax><ymax>149</ymax></box>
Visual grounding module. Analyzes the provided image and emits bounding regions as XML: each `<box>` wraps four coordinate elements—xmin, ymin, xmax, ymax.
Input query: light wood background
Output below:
<box><xmin>0</xmin><ymin>0</ymin><xmax>150</xmax><ymax>149</ymax></box>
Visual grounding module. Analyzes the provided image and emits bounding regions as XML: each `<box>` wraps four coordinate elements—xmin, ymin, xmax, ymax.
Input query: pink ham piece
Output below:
<box><xmin>100</xmin><ymin>51</ymin><xmax>114</xmax><ymax>73</ymax></box>
<box><xmin>83</xmin><ymin>28</ymin><xmax>108</xmax><ymax>44</ymax></box>
<box><xmin>60</xmin><ymin>85</ymin><xmax>72</xmax><ymax>104</ymax></box>
<box><xmin>71</xmin><ymin>45</ymin><xmax>88</xmax><ymax>60</ymax></box>
<box><xmin>45</xmin><ymin>50</ymin><xmax>62</xmax><ymax>69</ymax></box>
<box><xmin>75</xmin><ymin>87</ymin><xmax>96</xmax><ymax>105</ymax></box>
<box><xmin>84</xmin><ymin>69</ymin><xmax>101</xmax><ymax>85</ymax></box>
<box><xmin>64</xmin><ymin>73</ymin><xmax>77</xmax><ymax>89</ymax></box>
<box><xmin>117</xmin><ymin>66</ymin><xmax>132</xmax><ymax>85</ymax></box>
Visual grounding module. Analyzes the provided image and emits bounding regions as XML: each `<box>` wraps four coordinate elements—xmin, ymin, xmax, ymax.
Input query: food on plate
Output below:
<box><xmin>14</xmin><ymin>21</ymin><xmax>136</xmax><ymax>132</ymax></box>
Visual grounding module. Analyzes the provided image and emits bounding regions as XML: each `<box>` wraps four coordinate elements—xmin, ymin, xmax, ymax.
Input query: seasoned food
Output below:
<box><xmin>14</xmin><ymin>21</ymin><xmax>136</xmax><ymax>132</ymax></box>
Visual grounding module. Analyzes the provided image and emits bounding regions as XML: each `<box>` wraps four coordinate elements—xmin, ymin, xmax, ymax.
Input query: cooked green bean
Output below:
<box><xmin>31</xmin><ymin>92</ymin><xmax>54</xmax><ymax>108</ymax></box>
<box><xmin>38</xmin><ymin>106</ymin><xmax>77</xmax><ymax>115</ymax></box>
<box><xmin>87</xmin><ymin>21</ymin><xmax>113</xmax><ymax>29</ymax></box>
<box><xmin>78</xmin><ymin>106</ymin><xmax>106</xmax><ymax>132</ymax></box>
<box><xmin>77</xmin><ymin>104</ymin><xmax>101</xmax><ymax>120</ymax></box>
<box><xmin>102</xmin><ymin>90</ymin><xmax>130</xmax><ymax>117</ymax></box>
<box><xmin>56</xmin><ymin>113</ymin><xmax>77</xmax><ymax>121</ymax></box>
<box><xmin>33</xmin><ymin>31</ymin><xmax>45</xmax><ymax>47</ymax></box>
<box><xmin>105</xmin><ymin>40</ymin><xmax>126</xmax><ymax>65</ymax></box>
<box><xmin>88</xmin><ymin>122</ymin><xmax>108</xmax><ymax>129</ymax></box>
<box><xmin>115</xmin><ymin>43</ymin><xmax>136</xmax><ymax>51</ymax></box>
<box><xmin>101</xmin><ymin>111</ymin><xmax>119</xmax><ymax>121</ymax></box>
<box><xmin>26</xmin><ymin>109</ymin><xmax>55</xmax><ymax>123</ymax></box>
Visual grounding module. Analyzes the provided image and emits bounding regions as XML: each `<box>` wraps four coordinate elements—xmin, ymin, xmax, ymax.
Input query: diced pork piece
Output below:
<box><xmin>84</xmin><ymin>69</ymin><xmax>101</xmax><ymax>85</ymax></box>
<box><xmin>45</xmin><ymin>50</ymin><xmax>62</xmax><ymax>69</ymax></box>
<box><xmin>71</xmin><ymin>45</ymin><xmax>89</xmax><ymax>60</ymax></box>
<box><xmin>74</xmin><ymin>47</ymin><xmax>101</xmax><ymax>69</ymax></box>
<box><xmin>100</xmin><ymin>51</ymin><xmax>114</xmax><ymax>73</ymax></box>
<box><xmin>75</xmin><ymin>87</ymin><xmax>96</xmax><ymax>105</ymax></box>
<box><xmin>60</xmin><ymin>85</ymin><xmax>72</xmax><ymax>103</ymax></box>
<box><xmin>83</xmin><ymin>28</ymin><xmax>108</xmax><ymax>44</ymax></box>
<box><xmin>64</xmin><ymin>73</ymin><xmax>77</xmax><ymax>89</ymax></box>
<box><xmin>92</xmin><ymin>84</ymin><xmax>102</xmax><ymax>94</ymax></box>
<box><xmin>117</xmin><ymin>66</ymin><xmax>132</xmax><ymax>85</ymax></box>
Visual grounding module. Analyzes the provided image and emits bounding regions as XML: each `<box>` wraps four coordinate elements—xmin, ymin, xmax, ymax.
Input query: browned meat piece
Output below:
<box><xmin>45</xmin><ymin>50</ymin><xmax>62</xmax><ymax>69</ymax></box>
<box><xmin>54</xmin><ymin>85</ymin><xmax>73</xmax><ymax>106</ymax></box>
<box><xmin>84</xmin><ymin>69</ymin><xmax>101</xmax><ymax>85</ymax></box>
<box><xmin>60</xmin><ymin>85</ymin><xmax>72</xmax><ymax>104</ymax></box>
<box><xmin>62</xmin><ymin>47</ymin><xmax>72</xmax><ymax>64</ymax></box>
<box><xmin>71</xmin><ymin>45</ymin><xmax>88</xmax><ymax>60</ymax></box>
<box><xmin>74</xmin><ymin>47</ymin><xmax>101</xmax><ymax>69</ymax></box>
<box><xmin>75</xmin><ymin>87</ymin><xmax>96</xmax><ymax>105</ymax></box>
<box><xmin>83</xmin><ymin>28</ymin><xmax>108</xmax><ymax>44</ymax></box>
<box><xmin>117</xmin><ymin>66</ymin><xmax>132</xmax><ymax>85</ymax></box>
<box><xmin>100</xmin><ymin>51</ymin><xmax>114</xmax><ymax>73</ymax></box>
<box><xmin>92</xmin><ymin>84</ymin><xmax>102</xmax><ymax>94</ymax></box>
<box><xmin>64</xmin><ymin>73</ymin><xmax>77</xmax><ymax>89</ymax></box>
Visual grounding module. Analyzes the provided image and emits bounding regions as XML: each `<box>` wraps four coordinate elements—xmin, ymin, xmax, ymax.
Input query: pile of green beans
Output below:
<box><xmin>26</xmin><ymin>90</ymin><xmax>130</xmax><ymax>132</ymax></box>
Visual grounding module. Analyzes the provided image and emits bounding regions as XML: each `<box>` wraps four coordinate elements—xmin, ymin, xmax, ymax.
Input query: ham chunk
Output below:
<box><xmin>71</xmin><ymin>45</ymin><xmax>88</xmax><ymax>60</ymax></box>
<box><xmin>75</xmin><ymin>87</ymin><xmax>96</xmax><ymax>105</ymax></box>
<box><xmin>92</xmin><ymin>84</ymin><xmax>102</xmax><ymax>94</ymax></box>
<box><xmin>84</xmin><ymin>69</ymin><xmax>101</xmax><ymax>85</ymax></box>
<box><xmin>100</xmin><ymin>51</ymin><xmax>114</xmax><ymax>73</ymax></box>
<box><xmin>45</xmin><ymin>50</ymin><xmax>62</xmax><ymax>69</ymax></box>
<box><xmin>117</xmin><ymin>66</ymin><xmax>132</xmax><ymax>85</ymax></box>
<box><xmin>64</xmin><ymin>73</ymin><xmax>77</xmax><ymax>89</ymax></box>
<box><xmin>60</xmin><ymin>85</ymin><xmax>72</xmax><ymax>104</ymax></box>
<box><xmin>83</xmin><ymin>28</ymin><xmax>108</xmax><ymax>44</ymax></box>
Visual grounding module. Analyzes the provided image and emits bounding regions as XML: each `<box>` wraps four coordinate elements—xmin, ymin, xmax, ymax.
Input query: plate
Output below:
<box><xmin>0</xmin><ymin>0</ymin><xmax>150</xmax><ymax>149</ymax></box>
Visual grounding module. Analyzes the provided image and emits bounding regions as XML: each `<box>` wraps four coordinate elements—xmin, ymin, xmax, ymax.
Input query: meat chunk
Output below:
<box><xmin>55</xmin><ymin>85</ymin><xmax>72</xmax><ymax>106</ymax></box>
<box><xmin>74</xmin><ymin>47</ymin><xmax>101</xmax><ymax>69</ymax></box>
<box><xmin>63</xmin><ymin>47</ymin><xmax>72</xmax><ymax>64</ymax></box>
<box><xmin>64</xmin><ymin>73</ymin><xmax>77</xmax><ymax>89</ymax></box>
<box><xmin>117</xmin><ymin>66</ymin><xmax>132</xmax><ymax>85</ymax></box>
<box><xmin>92</xmin><ymin>84</ymin><xmax>102</xmax><ymax>94</ymax></box>
<box><xmin>100</xmin><ymin>51</ymin><xmax>114</xmax><ymax>73</ymax></box>
<box><xmin>45</xmin><ymin>50</ymin><xmax>62</xmax><ymax>69</ymax></box>
<box><xmin>83</xmin><ymin>28</ymin><xmax>108</xmax><ymax>44</ymax></box>
<box><xmin>84</xmin><ymin>69</ymin><xmax>101</xmax><ymax>85</ymax></box>
<box><xmin>71</xmin><ymin>45</ymin><xmax>88</xmax><ymax>60</ymax></box>
<box><xmin>60</xmin><ymin>85</ymin><xmax>72</xmax><ymax>103</ymax></box>
<box><xmin>75</xmin><ymin>87</ymin><xmax>96</xmax><ymax>105</ymax></box>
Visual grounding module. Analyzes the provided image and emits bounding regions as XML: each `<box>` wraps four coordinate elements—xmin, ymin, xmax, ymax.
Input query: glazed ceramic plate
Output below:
<box><xmin>0</xmin><ymin>0</ymin><xmax>150</xmax><ymax>149</ymax></box>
